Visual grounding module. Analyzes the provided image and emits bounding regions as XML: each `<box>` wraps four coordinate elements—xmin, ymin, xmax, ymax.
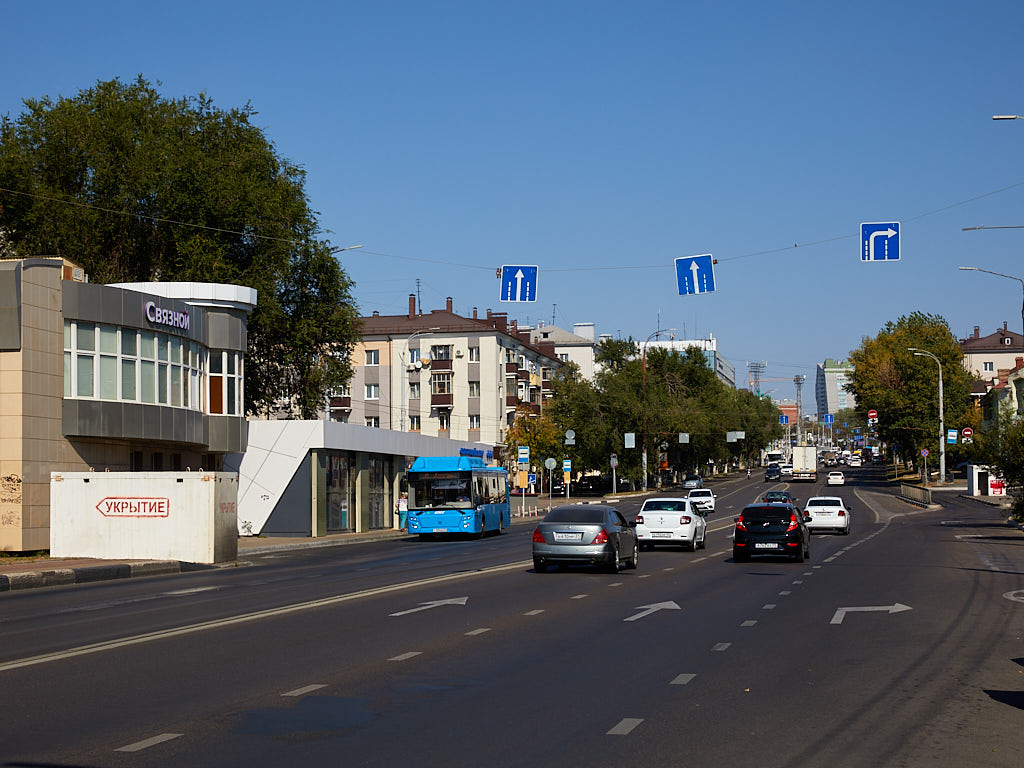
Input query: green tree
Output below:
<box><xmin>0</xmin><ymin>76</ymin><xmax>359</xmax><ymax>417</ymax></box>
<box><xmin>846</xmin><ymin>312</ymin><xmax>975</xmax><ymax>466</ymax></box>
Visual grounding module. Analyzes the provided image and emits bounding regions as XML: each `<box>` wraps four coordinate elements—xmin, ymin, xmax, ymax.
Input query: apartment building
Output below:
<box><xmin>815</xmin><ymin>358</ymin><xmax>855</xmax><ymax>418</ymax></box>
<box><xmin>960</xmin><ymin>322</ymin><xmax>1024</xmax><ymax>381</ymax></box>
<box><xmin>334</xmin><ymin>296</ymin><xmax>563</xmax><ymax>446</ymax></box>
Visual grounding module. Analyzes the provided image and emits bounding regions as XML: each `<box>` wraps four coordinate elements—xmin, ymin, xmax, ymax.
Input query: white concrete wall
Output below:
<box><xmin>50</xmin><ymin>472</ymin><xmax>238</xmax><ymax>563</ymax></box>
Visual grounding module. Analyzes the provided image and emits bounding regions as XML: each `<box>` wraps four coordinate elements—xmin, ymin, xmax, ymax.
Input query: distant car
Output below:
<box><xmin>763</xmin><ymin>490</ymin><xmax>796</xmax><ymax>506</ymax></box>
<box><xmin>826</xmin><ymin>471</ymin><xmax>845</xmax><ymax>486</ymax></box>
<box><xmin>803</xmin><ymin>496</ymin><xmax>851</xmax><ymax>535</ymax></box>
<box><xmin>848</xmin><ymin>455</ymin><xmax>862</xmax><ymax>468</ymax></box>
<box><xmin>635</xmin><ymin>497</ymin><xmax>707</xmax><ymax>551</ymax></box>
<box><xmin>571</xmin><ymin>477</ymin><xmax>605</xmax><ymax>496</ymax></box>
<box><xmin>764</xmin><ymin>465</ymin><xmax>782</xmax><ymax>482</ymax></box>
<box><xmin>532</xmin><ymin>504</ymin><xmax>639</xmax><ymax>573</ymax></box>
<box><xmin>682</xmin><ymin>473</ymin><xmax>703</xmax><ymax>489</ymax></box>
<box><xmin>687</xmin><ymin>488</ymin><xmax>716</xmax><ymax>513</ymax></box>
<box><xmin>733</xmin><ymin>503</ymin><xmax>811</xmax><ymax>562</ymax></box>
<box><xmin>780</xmin><ymin>463</ymin><xmax>794</xmax><ymax>476</ymax></box>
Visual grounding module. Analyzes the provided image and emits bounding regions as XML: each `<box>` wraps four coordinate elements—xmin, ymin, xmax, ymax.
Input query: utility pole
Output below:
<box><xmin>794</xmin><ymin>375</ymin><xmax>806</xmax><ymax>445</ymax></box>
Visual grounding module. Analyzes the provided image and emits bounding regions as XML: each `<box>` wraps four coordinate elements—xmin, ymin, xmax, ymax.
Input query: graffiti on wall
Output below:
<box><xmin>0</xmin><ymin>473</ymin><xmax>22</xmax><ymax>527</ymax></box>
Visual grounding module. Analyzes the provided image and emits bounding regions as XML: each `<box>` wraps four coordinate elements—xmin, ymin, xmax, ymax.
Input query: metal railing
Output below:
<box><xmin>900</xmin><ymin>483</ymin><xmax>932</xmax><ymax>506</ymax></box>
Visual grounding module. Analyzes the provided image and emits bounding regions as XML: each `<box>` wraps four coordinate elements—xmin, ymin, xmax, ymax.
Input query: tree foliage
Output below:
<box><xmin>846</xmin><ymin>312</ymin><xmax>977</xmax><ymax>464</ymax></box>
<box><xmin>0</xmin><ymin>76</ymin><xmax>359</xmax><ymax>417</ymax></box>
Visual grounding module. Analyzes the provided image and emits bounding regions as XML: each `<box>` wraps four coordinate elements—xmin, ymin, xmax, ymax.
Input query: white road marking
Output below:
<box><xmin>803</xmin><ymin>572</ymin><xmax>813</xmax><ymax>576</ymax></box>
<box><xmin>164</xmin><ymin>586</ymin><xmax>220</xmax><ymax>596</ymax></box>
<box><xmin>638</xmin><ymin>574</ymin><xmax>651</xmax><ymax>579</ymax></box>
<box><xmin>0</xmin><ymin>561</ymin><xmax>532</xmax><ymax>674</ymax></box>
<box><xmin>823</xmin><ymin>556</ymin><xmax>837</xmax><ymax>562</ymax></box>
<box><xmin>1003</xmin><ymin>590</ymin><xmax>1024</xmax><ymax>603</ymax></box>
<box><xmin>609</xmin><ymin>582</ymin><xmax>623</xmax><ymax>587</ymax></box>
<box><xmin>763</xmin><ymin>604</ymin><xmax>776</xmax><ymax>610</ymax></box>
<box><xmin>572</xmin><ymin>594</ymin><xmax>588</xmax><ymax>600</ymax></box>
<box><xmin>741</xmin><ymin>620</ymin><xmax>757</xmax><ymax>627</ymax></box>
<box><xmin>523</xmin><ymin>609</ymin><xmax>545</xmax><ymax>615</ymax></box>
<box><xmin>115</xmin><ymin>733</ymin><xmax>183</xmax><ymax>752</ymax></box>
<box><xmin>792</xmin><ymin>580</ymin><xmax>803</xmax><ymax>585</ymax></box>
<box><xmin>282</xmin><ymin>684</ymin><xmax>327</xmax><ymax>697</ymax></box>
<box><xmin>813</xmin><ymin>565</ymin><xmax>822</xmax><ymax>569</ymax></box>
<box><xmin>671</xmin><ymin>673</ymin><xmax>696</xmax><ymax>685</ymax></box>
<box><xmin>779</xmin><ymin>591</ymin><xmax>791</xmax><ymax>596</ymax></box>
<box><xmin>830</xmin><ymin>603</ymin><xmax>913</xmax><ymax>625</ymax></box>
<box><xmin>465</xmin><ymin>628</ymin><xmax>491</xmax><ymax>636</ymax></box>
<box><xmin>663</xmin><ymin>567</ymin><xmax>675</xmax><ymax>571</ymax></box>
<box><xmin>624</xmin><ymin>601</ymin><xmax>681</xmax><ymax>622</ymax></box>
<box><xmin>712</xmin><ymin>642</ymin><xmax>731</xmax><ymax>652</ymax></box>
<box><xmin>607</xmin><ymin>718</ymin><xmax>643</xmax><ymax>735</ymax></box>
<box><xmin>390</xmin><ymin>596</ymin><xmax>468</xmax><ymax>617</ymax></box>
<box><xmin>389</xmin><ymin>652</ymin><xmax>422</xmax><ymax>661</ymax></box>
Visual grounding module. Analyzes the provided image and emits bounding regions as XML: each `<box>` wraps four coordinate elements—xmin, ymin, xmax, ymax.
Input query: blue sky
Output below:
<box><xmin>5</xmin><ymin>0</ymin><xmax>1024</xmax><ymax>403</ymax></box>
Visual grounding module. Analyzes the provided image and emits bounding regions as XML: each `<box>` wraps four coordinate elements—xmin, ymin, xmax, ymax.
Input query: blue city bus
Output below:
<box><xmin>406</xmin><ymin>456</ymin><xmax>510</xmax><ymax>538</ymax></box>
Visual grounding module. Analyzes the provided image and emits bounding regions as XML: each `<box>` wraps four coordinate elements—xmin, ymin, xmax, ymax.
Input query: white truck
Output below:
<box><xmin>791</xmin><ymin>445</ymin><xmax>817</xmax><ymax>482</ymax></box>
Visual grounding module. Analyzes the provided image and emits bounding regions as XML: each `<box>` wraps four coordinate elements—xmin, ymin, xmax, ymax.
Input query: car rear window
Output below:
<box><xmin>643</xmin><ymin>500</ymin><xmax>687</xmax><ymax>511</ymax></box>
<box><xmin>543</xmin><ymin>508</ymin><xmax>607</xmax><ymax>524</ymax></box>
<box><xmin>809</xmin><ymin>499</ymin><xmax>841</xmax><ymax>506</ymax></box>
<box><xmin>742</xmin><ymin>505</ymin><xmax>793</xmax><ymax>519</ymax></box>
<box><xmin>690</xmin><ymin>491</ymin><xmax>711</xmax><ymax>497</ymax></box>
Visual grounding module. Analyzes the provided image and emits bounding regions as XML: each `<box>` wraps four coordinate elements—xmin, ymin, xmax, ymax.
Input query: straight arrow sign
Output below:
<box><xmin>390</xmin><ymin>597</ymin><xmax>469</xmax><ymax>617</ymax></box>
<box><xmin>830</xmin><ymin>603</ymin><xmax>912</xmax><ymax>625</ymax></box>
<box><xmin>624</xmin><ymin>601</ymin><xmax>681</xmax><ymax>622</ymax></box>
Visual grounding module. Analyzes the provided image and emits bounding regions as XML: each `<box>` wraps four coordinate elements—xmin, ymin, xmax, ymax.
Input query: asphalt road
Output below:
<box><xmin>2</xmin><ymin>467</ymin><xmax>1023</xmax><ymax>767</ymax></box>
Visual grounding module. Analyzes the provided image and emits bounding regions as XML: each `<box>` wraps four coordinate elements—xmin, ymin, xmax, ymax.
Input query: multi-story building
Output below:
<box><xmin>815</xmin><ymin>359</ymin><xmax>855</xmax><ymax>418</ymax></box>
<box><xmin>960</xmin><ymin>322</ymin><xmax>1024</xmax><ymax>381</ymax></box>
<box><xmin>527</xmin><ymin>322</ymin><xmax>598</xmax><ymax>380</ymax></box>
<box><xmin>336</xmin><ymin>296</ymin><xmax>563</xmax><ymax>446</ymax></box>
<box><xmin>635</xmin><ymin>335</ymin><xmax>736</xmax><ymax>388</ymax></box>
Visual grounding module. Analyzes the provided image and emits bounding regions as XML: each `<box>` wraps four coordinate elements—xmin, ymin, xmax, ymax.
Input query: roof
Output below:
<box><xmin>960</xmin><ymin>325</ymin><xmax>1024</xmax><ymax>352</ymax></box>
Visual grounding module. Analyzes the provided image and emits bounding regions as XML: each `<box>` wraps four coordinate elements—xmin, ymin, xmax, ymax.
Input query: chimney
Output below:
<box><xmin>446</xmin><ymin>297</ymin><xmax>453</xmax><ymax>313</ymax></box>
<box><xmin>372</xmin><ymin>310</ymin><xmax>379</xmax><ymax>317</ymax></box>
<box><xmin>408</xmin><ymin>294</ymin><xmax>416</xmax><ymax>319</ymax></box>
<box><xmin>472</xmin><ymin>307</ymin><xmax>478</xmax><ymax>319</ymax></box>
<box><xmin>974</xmin><ymin>326</ymin><xmax>980</xmax><ymax>339</ymax></box>
<box><xmin>486</xmin><ymin>309</ymin><xmax>492</xmax><ymax>320</ymax></box>
<box><xmin>1005</xmin><ymin>321</ymin><xmax>1009</xmax><ymax>331</ymax></box>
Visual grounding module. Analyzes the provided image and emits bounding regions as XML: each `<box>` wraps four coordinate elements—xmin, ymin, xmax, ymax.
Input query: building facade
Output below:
<box><xmin>0</xmin><ymin>258</ymin><xmax>254</xmax><ymax>551</ymax></box>
<box><xmin>960</xmin><ymin>323</ymin><xmax>1024</xmax><ymax>381</ymax></box>
<box><xmin>638</xmin><ymin>335</ymin><xmax>736</xmax><ymax>388</ymax></box>
<box><xmin>528</xmin><ymin>322</ymin><xmax>598</xmax><ymax>380</ymax></box>
<box><xmin>332</xmin><ymin>296</ymin><xmax>563</xmax><ymax>448</ymax></box>
<box><xmin>815</xmin><ymin>358</ymin><xmax>855</xmax><ymax>418</ymax></box>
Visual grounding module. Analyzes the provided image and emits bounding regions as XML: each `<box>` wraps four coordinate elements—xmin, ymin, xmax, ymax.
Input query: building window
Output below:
<box><xmin>431</xmin><ymin>373</ymin><xmax>452</xmax><ymax>395</ymax></box>
<box><xmin>365</xmin><ymin>383</ymin><xmax>380</xmax><ymax>400</ymax></box>
<box><xmin>410</xmin><ymin>415</ymin><xmax>421</xmax><ymax>431</ymax></box>
<box><xmin>506</xmin><ymin>349</ymin><xmax>517</xmax><ymax>364</ymax></box>
<box><xmin>431</xmin><ymin>344</ymin><xmax>452</xmax><ymax>361</ymax></box>
<box><xmin>469</xmin><ymin>414</ymin><xmax>481</xmax><ymax>430</ymax></box>
<box><xmin>365</xmin><ymin>349</ymin><xmax>379</xmax><ymax>366</ymax></box>
<box><xmin>468</xmin><ymin>346</ymin><xmax>480</xmax><ymax>362</ymax></box>
<box><xmin>208</xmin><ymin>350</ymin><xmax>242</xmax><ymax>415</ymax></box>
<box><xmin>438</xmin><ymin>411</ymin><xmax>450</xmax><ymax>431</ymax></box>
<box><xmin>468</xmin><ymin>381</ymin><xmax>481</xmax><ymax>397</ymax></box>
<box><xmin>409</xmin><ymin>381</ymin><xmax>421</xmax><ymax>399</ymax></box>
<box><xmin>365</xmin><ymin>417</ymin><xmax>380</xmax><ymax>428</ymax></box>
<box><xmin>984</xmin><ymin>361</ymin><xmax>994</xmax><ymax>372</ymax></box>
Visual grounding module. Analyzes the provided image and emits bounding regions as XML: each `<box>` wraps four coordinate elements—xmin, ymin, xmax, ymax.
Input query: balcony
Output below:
<box><xmin>505</xmin><ymin>362</ymin><xmax>518</xmax><ymax>374</ymax></box>
<box><xmin>430</xmin><ymin>358</ymin><xmax>452</xmax><ymax>371</ymax></box>
<box><xmin>522</xmin><ymin>402</ymin><xmax>541</xmax><ymax>415</ymax></box>
<box><xmin>506</xmin><ymin>394</ymin><xmax>519</xmax><ymax>407</ymax></box>
<box><xmin>329</xmin><ymin>396</ymin><xmax>351</xmax><ymax>409</ymax></box>
<box><xmin>431</xmin><ymin>393</ymin><xmax>454</xmax><ymax>408</ymax></box>
<box><xmin>517</xmin><ymin>369</ymin><xmax>530</xmax><ymax>381</ymax></box>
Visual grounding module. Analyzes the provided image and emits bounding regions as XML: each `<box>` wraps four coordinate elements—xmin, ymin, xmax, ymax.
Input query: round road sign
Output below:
<box><xmin>962</xmin><ymin>427</ymin><xmax>974</xmax><ymax>438</ymax></box>
<box><xmin>921</xmin><ymin>448</ymin><xmax>929</xmax><ymax>457</ymax></box>
<box><xmin>544</xmin><ymin>458</ymin><xmax>556</xmax><ymax>471</ymax></box>
<box><xmin>867</xmin><ymin>409</ymin><xmax>878</xmax><ymax>420</ymax></box>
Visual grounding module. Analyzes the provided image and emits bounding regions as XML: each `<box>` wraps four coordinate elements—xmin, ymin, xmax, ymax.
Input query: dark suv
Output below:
<box><xmin>733</xmin><ymin>503</ymin><xmax>811</xmax><ymax>562</ymax></box>
<box><xmin>764</xmin><ymin>464</ymin><xmax>781</xmax><ymax>481</ymax></box>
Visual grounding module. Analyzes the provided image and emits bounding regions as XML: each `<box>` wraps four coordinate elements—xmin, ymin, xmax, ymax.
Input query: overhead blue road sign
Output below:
<box><xmin>500</xmin><ymin>265</ymin><xmax>538</xmax><ymax>302</ymax></box>
<box><xmin>675</xmin><ymin>254</ymin><xmax>716</xmax><ymax>296</ymax></box>
<box><xmin>861</xmin><ymin>222</ymin><xmax>900</xmax><ymax>261</ymax></box>
<box><xmin>779</xmin><ymin>415</ymin><xmax>789</xmax><ymax>425</ymax></box>
<box><xmin>824</xmin><ymin>414</ymin><xmax>834</xmax><ymax>424</ymax></box>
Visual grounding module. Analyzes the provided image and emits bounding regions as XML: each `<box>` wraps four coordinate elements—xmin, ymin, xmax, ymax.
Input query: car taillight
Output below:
<box><xmin>635</xmin><ymin>514</ymin><xmax>645</xmax><ymax>524</ymax></box>
<box><xmin>590</xmin><ymin>530</ymin><xmax>609</xmax><ymax>544</ymax></box>
<box><xmin>735</xmin><ymin>515</ymin><xmax>747</xmax><ymax>532</ymax></box>
<box><xmin>838</xmin><ymin>510</ymin><xmax>846</xmax><ymax>516</ymax></box>
<box><xmin>786</xmin><ymin>513</ymin><xmax>799</xmax><ymax>532</ymax></box>
<box><xmin>680</xmin><ymin>515</ymin><xmax>692</xmax><ymax>525</ymax></box>
<box><xmin>532</xmin><ymin>528</ymin><xmax>545</xmax><ymax>543</ymax></box>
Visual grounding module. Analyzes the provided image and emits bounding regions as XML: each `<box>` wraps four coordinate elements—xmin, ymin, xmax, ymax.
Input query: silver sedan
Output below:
<box><xmin>532</xmin><ymin>504</ymin><xmax>639</xmax><ymax>573</ymax></box>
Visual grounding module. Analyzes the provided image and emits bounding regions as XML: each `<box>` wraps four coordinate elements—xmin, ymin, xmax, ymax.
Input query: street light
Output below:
<box><xmin>640</xmin><ymin>328</ymin><xmax>676</xmax><ymax>492</ymax></box>
<box><xmin>993</xmin><ymin>115</ymin><xmax>1024</xmax><ymax>120</ymax></box>
<box><xmin>908</xmin><ymin>347</ymin><xmax>944</xmax><ymax>486</ymax></box>
<box><xmin>401</xmin><ymin>327</ymin><xmax>440</xmax><ymax>432</ymax></box>
<box><xmin>958</xmin><ymin>266</ymin><xmax>1024</xmax><ymax>354</ymax></box>
<box><xmin>328</xmin><ymin>244</ymin><xmax>365</xmax><ymax>255</ymax></box>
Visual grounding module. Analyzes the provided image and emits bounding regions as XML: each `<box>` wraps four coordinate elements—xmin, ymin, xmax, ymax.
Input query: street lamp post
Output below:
<box><xmin>958</xmin><ymin>266</ymin><xmax>1024</xmax><ymax>354</ymax></box>
<box><xmin>908</xmin><ymin>347</ymin><xmax>944</xmax><ymax>485</ymax></box>
<box><xmin>401</xmin><ymin>327</ymin><xmax>439</xmax><ymax>432</ymax></box>
<box><xmin>641</xmin><ymin>328</ymin><xmax>675</xmax><ymax>492</ymax></box>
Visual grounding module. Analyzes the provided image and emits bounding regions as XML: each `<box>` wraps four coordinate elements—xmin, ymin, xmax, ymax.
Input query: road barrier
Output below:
<box><xmin>899</xmin><ymin>483</ymin><xmax>933</xmax><ymax>507</ymax></box>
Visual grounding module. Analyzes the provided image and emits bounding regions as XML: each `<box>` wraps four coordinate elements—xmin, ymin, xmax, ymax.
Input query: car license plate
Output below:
<box><xmin>754</xmin><ymin>542</ymin><xmax>778</xmax><ymax>549</ymax></box>
<box><xmin>553</xmin><ymin>532</ymin><xmax>582</xmax><ymax>542</ymax></box>
<box><xmin>653</xmin><ymin>532</ymin><xmax>671</xmax><ymax>538</ymax></box>
<box><xmin>434</xmin><ymin>528</ymin><xmax>448</xmax><ymax>532</ymax></box>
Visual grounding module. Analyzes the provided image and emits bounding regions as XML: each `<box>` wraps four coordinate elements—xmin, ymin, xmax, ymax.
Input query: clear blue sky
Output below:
<box><xmin>5</xmin><ymin>1</ymin><xmax>1024</xmax><ymax>403</ymax></box>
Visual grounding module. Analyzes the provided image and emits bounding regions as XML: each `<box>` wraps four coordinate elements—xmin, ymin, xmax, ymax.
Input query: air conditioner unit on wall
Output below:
<box><xmin>455</xmin><ymin>349</ymin><xmax>464</xmax><ymax>357</ymax></box>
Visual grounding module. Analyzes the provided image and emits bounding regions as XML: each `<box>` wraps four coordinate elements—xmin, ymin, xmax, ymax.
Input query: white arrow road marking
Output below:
<box><xmin>867</xmin><ymin>228</ymin><xmax>897</xmax><ymax>260</ymax></box>
<box><xmin>689</xmin><ymin>261</ymin><xmax>701</xmax><ymax>293</ymax></box>
<box><xmin>390</xmin><ymin>596</ymin><xmax>468</xmax><ymax>617</ymax></box>
<box><xmin>624</xmin><ymin>601</ymin><xmax>681</xmax><ymax>622</ymax></box>
<box><xmin>1003</xmin><ymin>590</ymin><xmax>1024</xmax><ymax>604</ymax></box>
<box><xmin>830</xmin><ymin>603</ymin><xmax>912</xmax><ymax>625</ymax></box>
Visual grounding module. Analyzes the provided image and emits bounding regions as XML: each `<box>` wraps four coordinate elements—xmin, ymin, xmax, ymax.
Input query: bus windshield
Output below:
<box><xmin>408</xmin><ymin>472</ymin><xmax>473</xmax><ymax>509</ymax></box>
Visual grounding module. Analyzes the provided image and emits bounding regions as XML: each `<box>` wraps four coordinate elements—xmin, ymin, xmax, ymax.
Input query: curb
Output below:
<box><xmin>0</xmin><ymin>560</ymin><xmax>182</xmax><ymax>593</ymax></box>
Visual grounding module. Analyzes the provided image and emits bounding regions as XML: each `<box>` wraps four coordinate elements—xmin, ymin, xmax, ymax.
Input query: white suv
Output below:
<box><xmin>687</xmin><ymin>488</ymin><xmax>717</xmax><ymax>513</ymax></box>
<box><xmin>803</xmin><ymin>496</ymin><xmax>851</xmax><ymax>535</ymax></box>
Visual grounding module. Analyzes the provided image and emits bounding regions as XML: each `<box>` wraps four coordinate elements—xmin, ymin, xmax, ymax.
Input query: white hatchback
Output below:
<box><xmin>803</xmin><ymin>496</ymin><xmax>851</xmax><ymax>535</ymax></box>
<box><xmin>827</xmin><ymin>471</ymin><xmax>845</xmax><ymax>486</ymax></box>
<box><xmin>635</xmin><ymin>497</ymin><xmax>707</xmax><ymax>551</ymax></box>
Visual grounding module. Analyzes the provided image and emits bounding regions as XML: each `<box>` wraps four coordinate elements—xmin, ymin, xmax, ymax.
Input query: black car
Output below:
<box><xmin>764</xmin><ymin>465</ymin><xmax>781</xmax><ymax>481</ymax></box>
<box><xmin>733</xmin><ymin>503</ymin><xmax>811</xmax><ymax>563</ymax></box>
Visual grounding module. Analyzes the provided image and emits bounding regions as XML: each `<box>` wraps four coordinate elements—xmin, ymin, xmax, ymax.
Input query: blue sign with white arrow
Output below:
<box><xmin>675</xmin><ymin>254</ymin><xmax>716</xmax><ymax>296</ymax></box>
<box><xmin>824</xmin><ymin>414</ymin><xmax>834</xmax><ymax>424</ymax></box>
<box><xmin>861</xmin><ymin>222</ymin><xmax>900</xmax><ymax>261</ymax></box>
<box><xmin>500</xmin><ymin>265</ymin><xmax>538</xmax><ymax>302</ymax></box>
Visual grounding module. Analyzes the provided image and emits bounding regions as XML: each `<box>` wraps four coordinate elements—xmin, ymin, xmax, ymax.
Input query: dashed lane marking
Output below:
<box><xmin>282</xmin><ymin>684</ymin><xmax>327</xmax><ymax>697</ymax></box>
<box><xmin>671</xmin><ymin>673</ymin><xmax>696</xmax><ymax>685</ymax></box>
<box><xmin>608</xmin><ymin>718</ymin><xmax>643</xmax><ymax>735</ymax></box>
<box><xmin>741</xmin><ymin>620</ymin><xmax>757</xmax><ymax>627</ymax></box>
<box><xmin>524</xmin><ymin>609</ymin><xmax>544</xmax><ymax>615</ymax></box>
<box><xmin>779</xmin><ymin>591</ymin><xmax>791</xmax><ymax>596</ymax></box>
<box><xmin>465</xmin><ymin>628</ymin><xmax>491</xmax><ymax>636</ymax></box>
<box><xmin>389</xmin><ymin>652</ymin><xmax>422</xmax><ymax>662</ymax></box>
<box><xmin>711</xmin><ymin>643</ymin><xmax>731</xmax><ymax>652</ymax></box>
<box><xmin>763</xmin><ymin>604</ymin><xmax>776</xmax><ymax>610</ymax></box>
<box><xmin>572</xmin><ymin>594</ymin><xmax>588</xmax><ymax>600</ymax></box>
<box><xmin>115</xmin><ymin>734</ymin><xmax>183</xmax><ymax>753</ymax></box>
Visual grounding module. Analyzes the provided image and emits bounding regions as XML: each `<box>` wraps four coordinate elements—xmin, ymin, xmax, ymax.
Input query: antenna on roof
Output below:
<box><xmin>416</xmin><ymin>279</ymin><xmax>422</xmax><ymax>315</ymax></box>
<box><xmin>552</xmin><ymin>304</ymin><xmax>556</xmax><ymax>325</ymax></box>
